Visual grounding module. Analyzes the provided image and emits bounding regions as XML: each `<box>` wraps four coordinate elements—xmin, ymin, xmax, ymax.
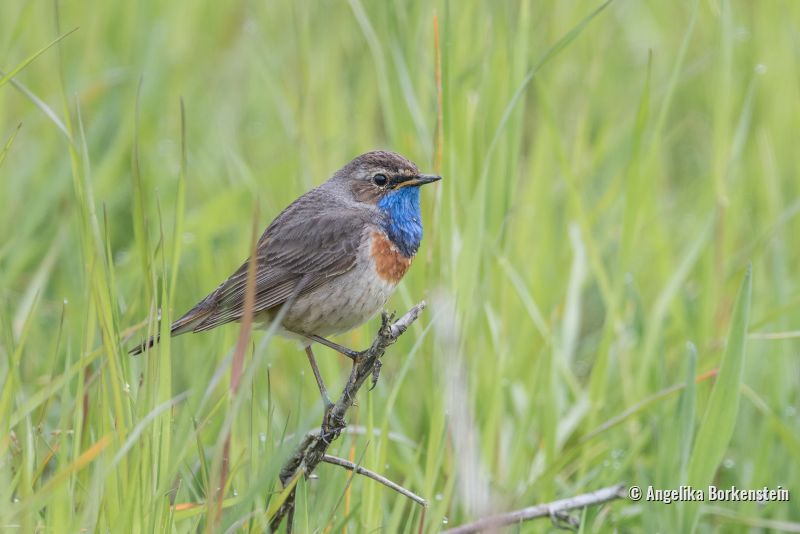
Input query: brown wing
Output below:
<box><xmin>172</xmin><ymin>190</ymin><xmax>372</xmax><ymax>333</ymax></box>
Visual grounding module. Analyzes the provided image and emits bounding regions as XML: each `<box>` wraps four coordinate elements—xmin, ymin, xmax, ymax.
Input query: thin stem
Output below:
<box><xmin>442</xmin><ymin>484</ymin><xmax>626</xmax><ymax>534</ymax></box>
<box><xmin>322</xmin><ymin>454</ymin><xmax>427</xmax><ymax>507</ymax></box>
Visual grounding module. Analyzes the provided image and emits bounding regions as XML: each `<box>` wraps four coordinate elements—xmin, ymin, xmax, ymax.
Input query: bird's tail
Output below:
<box><xmin>128</xmin><ymin>305</ymin><xmax>213</xmax><ymax>355</ymax></box>
<box><xmin>129</xmin><ymin>333</ymin><xmax>160</xmax><ymax>356</ymax></box>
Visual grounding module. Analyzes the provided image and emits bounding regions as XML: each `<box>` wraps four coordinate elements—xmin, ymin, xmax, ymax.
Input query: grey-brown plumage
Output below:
<box><xmin>130</xmin><ymin>150</ymin><xmax>440</xmax><ymax>356</ymax></box>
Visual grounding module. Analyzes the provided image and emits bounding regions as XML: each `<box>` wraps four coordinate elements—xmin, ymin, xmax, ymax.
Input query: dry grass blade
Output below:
<box><xmin>212</xmin><ymin>205</ymin><xmax>260</xmax><ymax>528</ymax></box>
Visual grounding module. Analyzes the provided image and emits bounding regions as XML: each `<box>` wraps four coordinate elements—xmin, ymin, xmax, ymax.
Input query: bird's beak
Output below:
<box><xmin>395</xmin><ymin>174</ymin><xmax>442</xmax><ymax>188</ymax></box>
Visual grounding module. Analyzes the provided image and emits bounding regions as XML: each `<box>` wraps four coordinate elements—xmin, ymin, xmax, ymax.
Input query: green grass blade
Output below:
<box><xmin>0</xmin><ymin>123</ymin><xmax>22</xmax><ymax>169</ymax></box>
<box><xmin>6</xmin><ymin>78</ymin><xmax>72</xmax><ymax>143</ymax></box>
<box><xmin>0</xmin><ymin>27</ymin><xmax>78</xmax><ymax>89</ymax></box>
<box><xmin>684</xmin><ymin>265</ymin><xmax>752</xmax><ymax>531</ymax></box>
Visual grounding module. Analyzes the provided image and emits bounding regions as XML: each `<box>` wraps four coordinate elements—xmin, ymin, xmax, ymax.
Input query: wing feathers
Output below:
<box><xmin>168</xmin><ymin>190</ymin><xmax>371</xmax><ymax>335</ymax></box>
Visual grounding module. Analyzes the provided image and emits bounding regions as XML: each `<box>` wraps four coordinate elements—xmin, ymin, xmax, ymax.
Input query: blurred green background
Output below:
<box><xmin>2</xmin><ymin>0</ymin><xmax>799</xmax><ymax>531</ymax></box>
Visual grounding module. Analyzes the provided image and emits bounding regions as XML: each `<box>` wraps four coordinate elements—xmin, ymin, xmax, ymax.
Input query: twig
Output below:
<box><xmin>269</xmin><ymin>302</ymin><xmax>427</xmax><ymax>531</ymax></box>
<box><xmin>442</xmin><ymin>484</ymin><xmax>627</xmax><ymax>534</ymax></box>
<box><xmin>322</xmin><ymin>454</ymin><xmax>427</xmax><ymax>507</ymax></box>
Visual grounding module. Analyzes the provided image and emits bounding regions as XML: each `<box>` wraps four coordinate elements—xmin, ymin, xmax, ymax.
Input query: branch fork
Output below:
<box><xmin>270</xmin><ymin>302</ymin><xmax>427</xmax><ymax>531</ymax></box>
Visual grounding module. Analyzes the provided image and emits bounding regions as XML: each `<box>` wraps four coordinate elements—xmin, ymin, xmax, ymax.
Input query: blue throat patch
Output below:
<box><xmin>377</xmin><ymin>186</ymin><xmax>423</xmax><ymax>257</ymax></box>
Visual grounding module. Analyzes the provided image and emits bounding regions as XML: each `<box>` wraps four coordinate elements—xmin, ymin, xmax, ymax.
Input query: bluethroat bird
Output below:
<box><xmin>131</xmin><ymin>151</ymin><xmax>441</xmax><ymax>409</ymax></box>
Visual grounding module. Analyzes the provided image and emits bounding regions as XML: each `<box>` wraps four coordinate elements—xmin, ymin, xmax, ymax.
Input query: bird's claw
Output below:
<box><xmin>379</xmin><ymin>310</ymin><xmax>396</xmax><ymax>334</ymax></box>
<box><xmin>369</xmin><ymin>359</ymin><xmax>383</xmax><ymax>391</ymax></box>
<box><xmin>321</xmin><ymin>404</ymin><xmax>346</xmax><ymax>443</ymax></box>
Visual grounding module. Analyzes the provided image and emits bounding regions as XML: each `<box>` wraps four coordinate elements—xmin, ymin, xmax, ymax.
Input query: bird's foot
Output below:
<box><xmin>321</xmin><ymin>404</ymin><xmax>346</xmax><ymax>444</ymax></box>
<box><xmin>368</xmin><ymin>359</ymin><xmax>383</xmax><ymax>391</ymax></box>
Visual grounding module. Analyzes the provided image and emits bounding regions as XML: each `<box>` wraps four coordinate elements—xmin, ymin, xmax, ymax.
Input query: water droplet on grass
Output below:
<box><xmin>723</xmin><ymin>458</ymin><xmax>735</xmax><ymax>469</ymax></box>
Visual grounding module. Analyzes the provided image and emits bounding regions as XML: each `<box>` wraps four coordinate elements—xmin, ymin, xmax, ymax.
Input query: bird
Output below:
<box><xmin>130</xmin><ymin>150</ymin><xmax>441</xmax><ymax>410</ymax></box>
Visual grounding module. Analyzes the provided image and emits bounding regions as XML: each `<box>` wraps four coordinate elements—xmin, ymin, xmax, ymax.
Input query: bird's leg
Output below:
<box><xmin>306</xmin><ymin>334</ymin><xmax>361</xmax><ymax>360</ymax></box>
<box><xmin>305</xmin><ymin>346</ymin><xmax>346</xmax><ymax>442</ymax></box>
<box><xmin>304</xmin><ymin>346</ymin><xmax>333</xmax><ymax>410</ymax></box>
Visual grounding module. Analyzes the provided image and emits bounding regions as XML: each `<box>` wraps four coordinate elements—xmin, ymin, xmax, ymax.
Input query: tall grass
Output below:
<box><xmin>2</xmin><ymin>1</ymin><xmax>799</xmax><ymax>531</ymax></box>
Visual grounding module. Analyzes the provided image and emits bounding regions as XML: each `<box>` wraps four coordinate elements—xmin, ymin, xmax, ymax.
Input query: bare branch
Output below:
<box><xmin>442</xmin><ymin>484</ymin><xmax>627</xmax><ymax>534</ymax></box>
<box><xmin>322</xmin><ymin>454</ymin><xmax>427</xmax><ymax>507</ymax></box>
<box><xmin>269</xmin><ymin>302</ymin><xmax>427</xmax><ymax>531</ymax></box>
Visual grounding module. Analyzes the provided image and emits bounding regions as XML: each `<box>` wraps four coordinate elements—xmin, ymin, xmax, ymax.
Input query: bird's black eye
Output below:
<box><xmin>372</xmin><ymin>173</ymin><xmax>388</xmax><ymax>186</ymax></box>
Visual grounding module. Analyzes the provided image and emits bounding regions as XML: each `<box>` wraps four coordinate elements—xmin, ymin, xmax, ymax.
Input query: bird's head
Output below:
<box><xmin>336</xmin><ymin>150</ymin><xmax>441</xmax><ymax>205</ymax></box>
